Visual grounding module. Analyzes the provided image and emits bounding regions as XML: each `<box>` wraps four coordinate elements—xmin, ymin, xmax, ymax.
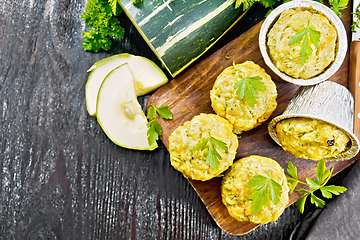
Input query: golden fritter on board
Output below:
<box><xmin>168</xmin><ymin>113</ymin><xmax>238</xmax><ymax>181</ymax></box>
<box><xmin>221</xmin><ymin>155</ymin><xmax>289</xmax><ymax>224</ymax></box>
<box><xmin>210</xmin><ymin>61</ymin><xmax>277</xmax><ymax>134</ymax></box>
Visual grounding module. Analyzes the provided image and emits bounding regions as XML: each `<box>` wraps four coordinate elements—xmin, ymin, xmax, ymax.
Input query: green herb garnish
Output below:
<box><xmin>288</xmin><ymin>20</ymin><xmax>321</xmax><ymax>66</ymax></box>
<box><xmin>286</xmin><ymin>160</ymin><xmax>347</xmax><ymax>214</ymax></box>
<box><xmin>352</xmin><ymin>2</ymin><xmax>360</xmax><ymax>33</ymax></box>
<box><xmin>147</xmin><ymin>104</ymin><xmax>173</xmax><ymax>146</ymax></box>
<box><xmin>81</xmin><ymin>0</ymin><xmax>125</xmax><ymax>52</ymax></box>
<box><xmin>233</xmin><ymin>63</ymin><xmax>266</xmax><ymax>108</ymax></box>
<box><xmin>328</xmin><ymin>0</ymin><xmax>349</xmax><ymax>17</ymax></box>
<box><xmin>246</xmin><ymin>171</ymin><xmax>282</xmax><ymax>214</ymax></box>
<box><xmin>234</xmin><ymin>0</ymin><xmax>348</xmax><ymax>18</ymax></box>
<box><xmin>234</xmin><ymin>0</ymin><xmax>257</xmax><ymax>10</ymax></box>
<box><xmin>191</xmin><ymin>132</ymin><xmax>228</xmax><ymax>171</ymax></box>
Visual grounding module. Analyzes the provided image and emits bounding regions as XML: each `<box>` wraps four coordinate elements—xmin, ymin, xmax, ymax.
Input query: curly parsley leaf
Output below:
<box><xmin>108</xmin><ymin>0</ymin><xmax>120</xmax><ymax>15</ymax></box>
<box><xmin>81</xmin><ymin>0</ymin><xmax>125</xmax><ymax>52</ymax></box>
<box><xmin>259</xmin><ymin>0</ymin><xmax>278</xmax><ymax>8</ymax></box>
<box><xmin>286</xmin><ymin>159</ymin><xmax>347</xmax><ymax>214</ymax></box>
<box><xmin>191</xmin><ymin>132</ymin><xmax>228</xmax><ymax>171</ymax></box>
<box><xmin>289</xmin><ymin>20</ymin><xmax>321</xmax><ymax>66</ymax></box>
<box><xmin>233</xmin><ymin>63</ymin><xmax>266</xmax><ymax>108</ymax></box>
<box><xmin>146</xmin><ymin>105</ymin><xmax>172</xmax><ymax>146</ymax></box>
<box><xmin>82</xmin><ymin>30</ymin><xmax>113</xmax><ymax>52</ymax></box>
<box><xmin>234</xmin><ymin>0</ymin><xmax>258</xmax><ymax>10</ymax></box>
<box><xmin>246</xmin><ymin>172</ymin><xmax>282</xmax><ymax>214</ymax></box>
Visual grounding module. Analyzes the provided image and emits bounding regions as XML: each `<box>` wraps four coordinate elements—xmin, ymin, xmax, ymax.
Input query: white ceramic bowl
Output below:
<box><xmin>259</xmin><ymin>0</ymin><xmax>347</xmax><ymax>86</ymax></box>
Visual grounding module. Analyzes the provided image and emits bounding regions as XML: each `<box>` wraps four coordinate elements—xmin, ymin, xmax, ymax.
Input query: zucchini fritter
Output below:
<box><xmin>210</xmin><ymin>61</ymin><xmax>277</xmax><ymax>134</ymax></box>
<box><xmin>221</xmin><ymin>155</ymin><xmax>289</xmax><ymax>224</ymax></box>
<box><xmin>168</xmin><ymin>114</ymin><xmax>238</xmax><ymax>181</ymax></box>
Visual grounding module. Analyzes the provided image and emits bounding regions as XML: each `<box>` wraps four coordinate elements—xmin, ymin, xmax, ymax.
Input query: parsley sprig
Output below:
<box><xmin>351</xmin><ymin>2</ymin><xmax>360</xmax><ymax>34</ymax></box>
<box><xmin>191</xmin><ymin>132</ymin><xmax>228</xmax><ymax>171</ymax></box>
<box><xmin>246</xmin><ymin>171</ymin><xmax>282</xmax><ymax>214</ymax></box>
<box><xmin>328</xmin><ymin>0</ymin><xmax>349</xmax><ymax>17</ymax></box>
<box><xmin>289</xmin><ymin>20</ymin><xmax>321</xmax><ymax>66</ymax></box>
<box><xmin>234</xmin><ymin>0</ymin><xmax>348</xmax><ymax>18</ymax></box>
<box><xmin>146</xmin><ymin>105</ymin><xmax>172</xmax><ymax>146</ymax></box>
<box><xmin>233</xmin><ymin>63</ymin><xmax>266</xmax><ymax>108</ymax></box>
<box><xmin>286</xmin><ymin>160</ymin><xmax>347</xmax><ymax>213</ymax></box>
<box><xmin>81</xmin><ymin>0</ymin><xmax>125</xmax><ymax>52</ymax></box>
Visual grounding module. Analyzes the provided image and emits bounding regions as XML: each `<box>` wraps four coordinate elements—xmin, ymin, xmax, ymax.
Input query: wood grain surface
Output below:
<box><xmin>147</xmin><ymin>4</ymin><xmax>360</xmax><ymax>235</ymax></box>
<box><xmin>1</xmin><ymin>1</ymin><xmax>310</xmax><ymax>239</ymax></box>
<box><xmin>1</xmin><ymin>0</ymin><xmax>358</xmax><ymax>239</ymax></box>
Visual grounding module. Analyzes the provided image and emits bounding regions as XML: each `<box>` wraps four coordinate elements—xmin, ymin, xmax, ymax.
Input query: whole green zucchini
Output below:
<box><xmin>118</xmin><ymin>0</ymin><xmax>247</xmax><ymax>76</ymax></box>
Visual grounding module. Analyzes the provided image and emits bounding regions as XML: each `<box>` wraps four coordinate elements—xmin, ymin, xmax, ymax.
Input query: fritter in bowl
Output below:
<box><xmin>276</xmin><ymin>117</ymin><xmax>350</xmax><ymax>161</ymax></box>
<box><xmin>267</xmin><ymin>7</ymin><xmax>337</xmax><ymax>79</ymax></box>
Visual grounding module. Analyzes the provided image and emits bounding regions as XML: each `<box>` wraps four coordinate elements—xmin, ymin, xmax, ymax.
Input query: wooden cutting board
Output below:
<box><xmin>147</xmin><ymin>5</ymin><xmax>359</xmax><ymax>235</ymax></box>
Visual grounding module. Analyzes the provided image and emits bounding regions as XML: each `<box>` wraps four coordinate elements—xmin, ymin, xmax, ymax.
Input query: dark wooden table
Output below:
<box><xmin>0</xmin><ymin>0</ymin><xmax>358</xmax><ymax>239</ymax></box>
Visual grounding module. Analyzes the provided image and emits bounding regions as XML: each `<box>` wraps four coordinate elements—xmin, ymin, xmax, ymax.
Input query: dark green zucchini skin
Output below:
<box><xmin>118</xmin><ymin>0</ymin><xmax>246</xmax><ymax>76</ymax></box>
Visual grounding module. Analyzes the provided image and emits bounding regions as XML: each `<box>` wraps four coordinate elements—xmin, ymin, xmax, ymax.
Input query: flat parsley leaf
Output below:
<box><xmin>320</xmin><ymin>185</ymin><xmax>347</xmax><ymax>198</ymax></box>
<box><xmin>147</xmin><ymin>119</ymin><xmax>161</xmax><ymax>146</ymax></box>
<box><xmin>191</xmin><ymin>132</ymin><xmax>228</xmax><ymax>171</ymax></box>
<box><xmin>246</xmin><ymin>172</ymin><xmax>282</xmax><ymax>214</ymax></box>
<box><xmin>286</xmin><ymin>161</ymin><xmax>300</xmax><ymax>193</ymax></box>
<box><xmin>289</xmin><ymin>20</ymin><xmax>321</xmax><ymax>66</ymax></box>
<box><xmin>154</xmin><ymin>105</ymin><xmax>173</xmax><ymax>120</ymax></box>
<box><xmin>286</xmin><ymin>159</ymin><xmax>347</xmax><ymax>214</ymax></box>
<box><xmin>310</xmin><ymin>193</ymin><xmax>325</xmax><ymax>208</ymax></box>
<box><xmin>233</xmin><ymin>63</ymin><xmax>266</xmax><ymax>108</ymax></box>
<box><xmin>147</xmin><ymin>105</ymin><xmax>157</xmax><ymax>119</ymax></box>
<box><xmin>315</xmin><ymin>158</ymin><xmax>331</xmax><ymax>183</ymax></box>
<box><xmin>295</xmin><ymin>195</ymin><xmax>308</xmax><ymax>214</ymax></box>
<box><xmin>146</xmin><ymin>105</ymin><xmax>172</xmax><ymax>146</ymax></box>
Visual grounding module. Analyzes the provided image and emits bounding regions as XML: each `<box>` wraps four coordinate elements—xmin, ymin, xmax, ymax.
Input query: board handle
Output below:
<box><xmin>349</xmin><ymin>40</ymin><xmax>360</xmax><ymax>141</ymax></box>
